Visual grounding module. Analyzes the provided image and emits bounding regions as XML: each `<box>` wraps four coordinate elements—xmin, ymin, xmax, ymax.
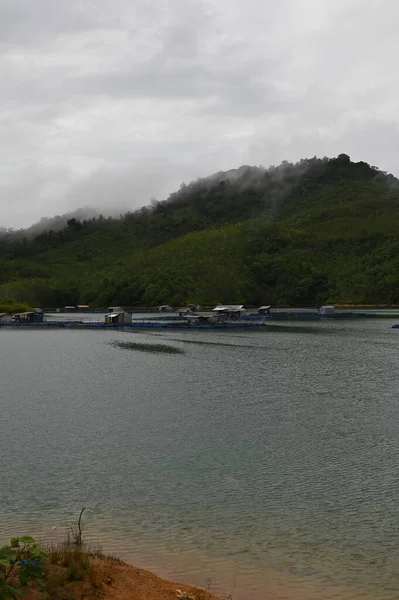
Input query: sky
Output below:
<box><xmin>1</xmin><ymin>0</ymin><xmax>399</xmax><ymax>228</ymax></box>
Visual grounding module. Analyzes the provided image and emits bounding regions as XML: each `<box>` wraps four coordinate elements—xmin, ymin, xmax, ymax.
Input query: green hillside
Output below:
<box><xmin>1</xmin><ymin>154</ymin><xmax>399</xmax><ymax>307</ymax></box>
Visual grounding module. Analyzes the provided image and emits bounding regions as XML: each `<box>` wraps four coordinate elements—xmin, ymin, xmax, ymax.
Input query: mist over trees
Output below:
<box><xmin>1</xmin><ymin>154</ymin><xmax>399</xmax><ymax>308</ymax></box>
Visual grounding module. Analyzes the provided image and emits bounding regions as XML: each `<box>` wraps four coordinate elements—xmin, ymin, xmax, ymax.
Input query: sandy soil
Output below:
<box><xmin>90</xmin><ymin>558</ymin><xmax>221</xmax><ymax>600</ymax></box>
<box><xmin>19</xmin><ymin>556</ymin><xmax>222</xmax><ymax>600</ymax></box>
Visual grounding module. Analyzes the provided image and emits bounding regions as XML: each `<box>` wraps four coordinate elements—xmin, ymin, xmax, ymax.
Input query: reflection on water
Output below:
<box><xmin>1</xmin><ymin>318</ymin><xmax>399</xmax><ymax>599</ymax></box>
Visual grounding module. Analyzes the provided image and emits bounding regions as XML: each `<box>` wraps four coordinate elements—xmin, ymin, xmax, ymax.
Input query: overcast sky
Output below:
<box><xmin>1</xmin><ymin>0</ymin><xmax>398</xmax><ymax>228</ymax></box>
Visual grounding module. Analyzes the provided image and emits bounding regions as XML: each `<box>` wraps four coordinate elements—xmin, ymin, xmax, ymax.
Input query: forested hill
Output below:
<box><xmin>1</xmin><ymin>153</ymin><xmax>399</xmax><ymax>309</ymax></box>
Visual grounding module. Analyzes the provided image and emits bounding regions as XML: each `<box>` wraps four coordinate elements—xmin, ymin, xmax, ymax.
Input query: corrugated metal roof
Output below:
<box><xmin>259</xmin><ymin>305</ymin><xmax>271</xmax><ymax>309</ymax></box>
<box><xmin>108</xmin><ymin>313</ymin><xmax>122</xmax><ymax>318</ymax></box>
<box><xmin>213</xmin><ymin>305</ymin><xmax>244</xmax><ymax>311</ymax></box>
<box><xmin>184</xmin><ymin>311</ymin><xmax>215</xmax><ymax>318</ymax></box>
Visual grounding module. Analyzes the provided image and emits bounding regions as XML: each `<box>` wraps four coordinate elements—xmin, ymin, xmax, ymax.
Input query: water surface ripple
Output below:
<box><xmin>1</xmin><ymin>319</ymin><xmax>398</xmax><ymax>599</ymax></box>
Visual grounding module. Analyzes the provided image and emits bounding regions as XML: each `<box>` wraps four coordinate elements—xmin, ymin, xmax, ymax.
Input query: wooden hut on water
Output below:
<box><xmin>319</xmin><ymin>305</ymin><xmax>336</xmax><ymax>315</ymax></box>
<box><xmin>212</xmin><ymin>304</ymin><xmax>245</xmax><ymax>318</ymax></box>
<box><xmin>177</xmin><ymin>305</ymin><xmax>201</xmax><ymax>316</ymax></box>
<box><xmin>11</xmin><ymin>310</ymin><xmax>44</xmax><ymax>323</ymax></box>
<box><xmin>105</xmin><ymin>310</ymin><xmax>132</xmax><ymax>324</ymax></box>
<box><xmin>184</xmin><ymin>312</ymin><xmax>221</xmax><ymax>325</ymax></box>
<box><xmin>258</xmin><ymin>305</ymin><xmax>271</xmax><ymax>314</ymax></box>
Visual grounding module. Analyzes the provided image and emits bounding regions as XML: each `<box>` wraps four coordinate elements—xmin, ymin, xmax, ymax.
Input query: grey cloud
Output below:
<box><xmin>1</xmin><ymin>0</ymin><xmax>399</xmax><ymax>228</ymax></box>
<box><xmin>0</xmin><ymin>0</ymin><xmax>93</xmax><ymax>44</ymax></box>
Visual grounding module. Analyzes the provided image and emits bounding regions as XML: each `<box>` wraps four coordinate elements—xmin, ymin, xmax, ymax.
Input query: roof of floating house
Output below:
<box><xmin>259</xmin><ymin>305</ymin><xmax>271</xmax><ymax>310</ymax></box>
<box><xmin>212</xmin><ymin>304</ymin><xmax>244</xmax><ymax>312</ymax></box>
<box><xmin>184</xmin><ymin>311</ymin><xmax>216</xmax><ymax>318</ymax></box>
<box><xmin>107</xmin><ymin>312</ymin><xmax>123</xmax><ymax>318</ymax></box>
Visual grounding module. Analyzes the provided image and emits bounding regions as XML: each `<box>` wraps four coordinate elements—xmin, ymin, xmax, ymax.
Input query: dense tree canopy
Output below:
<box><xmin>1</xmin><ymin>155</ymin><xmax>399</xmax><ymax>307</ymax></box>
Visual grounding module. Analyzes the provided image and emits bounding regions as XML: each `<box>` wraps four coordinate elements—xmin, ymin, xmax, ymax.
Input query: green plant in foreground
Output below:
<box><xmin>0</xmin><ymin>536</ymin><xmax>45</xmax><ymax>599</ymax></box>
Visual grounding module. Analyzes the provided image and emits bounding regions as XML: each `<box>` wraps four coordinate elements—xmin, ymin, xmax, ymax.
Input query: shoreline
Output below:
<box><xmin>84</xmin><ymin>555</ymin><xmax>399</xmax><ymax>600</ymax></box>
<box><xmin>2</xmin><ymin>528</ymin><xmax>397</xmax><ymax>600</ymax></box>
<box><xmin>17</xmin><ymin>553</ymin><xmax>396</xmax><ymax>600</ymax></box>
<box><xmin>75</xmin><ymin>555</ymin><xmax>223</xmax><ymax>600</ymax></box>
<box><xmin>9</xmin><ymin>553</ymin><xmax>223</xmax><ymax>600</ymax></box>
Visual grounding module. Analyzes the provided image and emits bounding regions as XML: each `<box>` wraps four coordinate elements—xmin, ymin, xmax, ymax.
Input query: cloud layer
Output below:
<box><xmin>1</xmin><ymin>0</ymin><xmax>399</xmax><ymax>227</ymax></box>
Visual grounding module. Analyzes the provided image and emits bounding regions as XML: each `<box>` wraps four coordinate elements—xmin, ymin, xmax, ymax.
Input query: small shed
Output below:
<box><xmin>158</xmin><ymin>305</ymin><xmax>174</xmax><ymax>312</ymax></box>
<box><xmin>0</xmin><ymin>312</ymin><xmax>11</xmax><ymax>324</ymax></box>
<box><xmin>188</xmin><ymin>304</ymin><xmax>201</xmax><ymax>312</ymax></box>
<box><xmin>185</xmin><ymin>312</ymin><xmax>221</xmax><ymax>325</ymax></box>
<box><xmin>177</xmin><ymin>306</ymin><xmax>199</xmax><ymax>316</ymax></box>
<box><xmin>11</xmin><ymin>311</ymin><xmax>44</xmax><ymax>323</ymax></box>
<box><xmin>105</xmin><ymin>311</ymin><xmax>132</xmax><ymax>324</ymax></box>
<box><xmin>212</xmin><ymin>304</ymin><xmax>245</xmax><ymax>318</ymax></box>
<box><xmin>319</xmin><ymin>305</ymin><xmax>336</xmax><ymax>315</ymax></box>
<box><xmin>77</xmin><ymin>304</ymin><xmax>90</xmax><ymax>310</ymax></box>
<box><xmin>258</xmin><ymin>305</ymin><xmax>271</xmax><ymax>314</ymax></box>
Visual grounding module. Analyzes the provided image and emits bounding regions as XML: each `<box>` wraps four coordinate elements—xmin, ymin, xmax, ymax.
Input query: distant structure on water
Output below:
<box><xmin>105</xmin><ymin>308</ymin><xmax>132</xmax><ymax>324</ymax></box>
<box><xmin>318</xmin><ymin>305</ymin><xmax>336</xmax><ymax>315</ymax></box>
<box><xmin>258</xmin><ymin>305</ymin><xmax>271</xmax><ymax>314</ymax></box>
<box><xmin>11</xmin><ymin>309</ymin><xmax>44</xmax><ymax>324</ymax></box>
<box><xmin>177</xmin><ymin>304</ymin><xmax>201</xmax><ymax>316</ymax></box>
<box><xmin>212</xmin><ymin>304</ymin><xmax>246</xmax><ymax>318</ymax></box>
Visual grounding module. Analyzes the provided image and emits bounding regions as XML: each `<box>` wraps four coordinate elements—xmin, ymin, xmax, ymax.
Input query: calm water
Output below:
<box><xmin>1</xmin><ymin>319</ymin><xmax>399</xmax><ymax>599</ymax></box>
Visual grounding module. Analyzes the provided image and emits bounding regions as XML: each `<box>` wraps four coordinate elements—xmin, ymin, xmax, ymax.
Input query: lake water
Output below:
<box><xmin>1</xmin><ymin>318</ymin><xmax>399</xmax><ymax>599</ymax></box>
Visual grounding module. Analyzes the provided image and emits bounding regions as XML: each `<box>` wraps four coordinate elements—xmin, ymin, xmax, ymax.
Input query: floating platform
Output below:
<box><xmin>243</xmin><ymin>311</ymin><xmax>376</xmax><ymax>319</ymax></box>
<box><xmin>1</xmin><ymin>320</ymin><xmax>269</xmax><ymax>330</ymax></box>
<box><xmin>1</xmin><ymin>313</ymin><xmax>378</xmax><ymax>330</ymax></box>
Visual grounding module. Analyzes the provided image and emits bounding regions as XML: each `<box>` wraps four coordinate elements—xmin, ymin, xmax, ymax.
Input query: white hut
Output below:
<box><xmin>258</xmin><ymin>305</ymin><xmax>271</xmax><ymax>314</ymax></box>
<box><xmin>212</xmin><ymin>304</ymin><xmax>245</xmax><ymax>318</ymax></box>
<box><xmin>319</xmin><ymin>305</ymin><xmax>336</xmax><ymax>315</ymax></box>
<box><xmin>105</xmin><ymin>310</ymin><xmax>132</xmax><ymax>324</ymax></box>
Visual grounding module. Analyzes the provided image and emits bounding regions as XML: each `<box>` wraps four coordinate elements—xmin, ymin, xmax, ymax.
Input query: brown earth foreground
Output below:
<box><xmin>21</xmin><ymin>556</ymin><xmax>222</xmax><ymax>600</ymax></box>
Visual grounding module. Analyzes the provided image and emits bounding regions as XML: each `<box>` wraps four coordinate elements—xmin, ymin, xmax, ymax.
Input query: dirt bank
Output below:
<box><xmin>20</xmin><ymin>556</ymin><xmax>222</xmax><ymax>600</ymax></box>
